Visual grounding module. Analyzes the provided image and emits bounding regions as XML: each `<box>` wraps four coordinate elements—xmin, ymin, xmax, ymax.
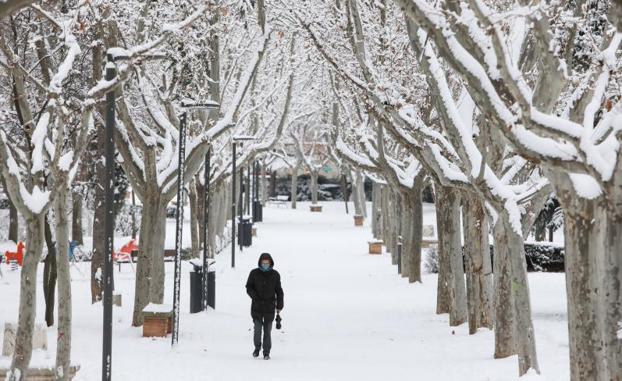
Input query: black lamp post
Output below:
<box><xmin>231</xmin><ymin>136</ymin><xmax>255</xmax><ymax>268</ymax></box>
<box><xmin>101</xmin><ymin>51</ymin><xmax>168</xmax><ymax>381</ymax></box>
<box><xmin>102</xmin><ymin>55</ymin><xmax>116</xmax><ymax>381</ymax></box>
<box><xmin>172</xmin><ymin>100</ymin><xmax>219</xmax><ymax>346</ymax></box>
<box><xmin>202</xmin><ymin>146</ymin><xmax>211</xmax><ymax>311</ymax></box>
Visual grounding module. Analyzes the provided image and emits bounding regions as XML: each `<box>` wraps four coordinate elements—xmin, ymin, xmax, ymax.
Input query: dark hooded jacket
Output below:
<box><xmin>246</xmin><ymin>253</ymin><xmax>284</xmax><ymax>317</ymax></box>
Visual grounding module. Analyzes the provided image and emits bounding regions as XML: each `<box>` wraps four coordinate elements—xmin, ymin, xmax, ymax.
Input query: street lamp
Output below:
<box><xmin>101</xmin><ymin>51</ymin><xmax>168</xmax><ymax>381</ymax></box>
<box><xmin>172</xmin><ymin>100</ymin><xmax>219</xmax><ymax>347</ymax></box>
<box><xmin>231</xmin><ymin>135</ymin><xmax>255</xmax><ymax>268</ymax></box>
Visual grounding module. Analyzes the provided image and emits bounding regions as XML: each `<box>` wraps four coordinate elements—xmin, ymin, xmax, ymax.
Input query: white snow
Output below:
<box><xmin>0</xmin><ymin>202</ymin><xmax>570</xmax><ymax>380</ymax></box>
<box><xmin>568</xmin><ymin>173</ymin><xmax>603</xmax><ymax>200</ymax></box>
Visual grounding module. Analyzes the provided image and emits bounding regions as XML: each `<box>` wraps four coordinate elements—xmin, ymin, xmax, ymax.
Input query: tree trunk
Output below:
<box><xmin>269</xmin><ymin>170</ymin><xmax>277</xmax><ymax>198</ymax></box>
<box><xmin>388</xmin><ymin>190</ymin><xmax>398</xmax><ymax>264</ymax></box>
<box><xmin>371</xmin><ymin>182</ymin><xmax>382</xmax><ymax>239</ymax></box>
<box><xmin>435</xmin><ymin>186</ymin><xmax>467</xmax><ymax>325</ymax></box>
<box><xmin>462</xmin><ymin>192</ymin><xmax>493</xmax><ymax>334</ymax></box>
<box><xmin>408</xmin><ymin>184</ymin><xmax>423</xmax><ymax>283</ymax></box>
<box><xmin>559</xmin><ymin>196</ymin><xmax>621</xmax><ymax>380</ymax></box>
<box><xmin>493</xmin><ymin>212</ymin><xmax>540</xmax><ymax>374</ymax></box>
<box><xmin>189</xmin><ymin>180</ymin><xmax>200</xmax><ymax>259</ymax></box>
<box><xmin>533</xmin><ymin>218</ymin><xmax>546</xmax><ymax>242</ymax></box>
<box><xmin>353</xmin><ymin>170</ymin><xmax>364</xmax><ymax>217</ymax></box>
<box><xmin>71</xmin><ymin>194</ymin><xmax>83</xmax><ymax>245</ymax></box>
<box><xmin>91</xmin><ymin>141</ymin><xmax>106</xmax><ymax>303</ymax></box>
<box><xmin>8</xmin><ymin>215</ymin><xmax>45</xmax><ymax>381</ymax></box>
<box><xmin>310</xmin><ymin>170</ymin><xmax>319</xmax><ymax>205</ymax></box>
<box><xmin>244</xmin><ymin>166</ymin><xmax>251</xmax><ymax>215</ymax></box>
<box><xmin>355</xmin><ymin>170</ymin><xmax>367</xmax><ymax>218</ymax></box>
<box><xmin>505</xmin><ymin>213</ymin><xmax>540</xmax><ymax>374</ymax></box>
<box><xmin>260</xmin><ymin>159</ymin><xmax>268</xmax><ymax>205</ymax></box>
<box><xmin>54</xmin><ymin>187</ymin><xmax>72</xmax><ymax>381</ymax></box>
<box><xmin>435</xmin><ymin>187</ymin><xmax>450</xmax><ymax>315</ymax></box>
<box><xmin>399</xmin><ymin>190</ymin><xmax>413</xmax><ymax>279</ymax></box>
<box><xmin>43</xmin><ymin>215</ymin><xmax>57</xmax><ymax>327</ymax></box>
<box><xmin>492</xmin><ymin>219</ymin><xmax>516</xmax><ymax>358</ymax></box>
<box><xmin>131</xmin><ymin>191</ymin><xmax>138</xmax><ymax>240</ymax></box>
<box><xmin>9</xmin><ymin>196</ymin><xmax>18</xmax><ymax>242</ymax></box>
<box><xmin>132</xmin><ymin>196</ymin><xmax>167</xmax><ymax>326</ymax></box>
<box><xmin>291</xmin><ymin>164</ymin><xmax>299</xmax><ymax>209</ymax></box>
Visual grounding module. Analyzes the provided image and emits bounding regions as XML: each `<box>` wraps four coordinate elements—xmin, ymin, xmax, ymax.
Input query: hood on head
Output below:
<box><xmin>258</xmin><ymin>253</ymin><xmax>274</xmax><ymax>268</ymax></box>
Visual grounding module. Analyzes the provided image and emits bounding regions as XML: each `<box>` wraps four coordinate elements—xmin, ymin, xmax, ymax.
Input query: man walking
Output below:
<box><xmin>245</xmin><ymin>253</ymin><xmax>284</xmax><ymax>360</ymax></box>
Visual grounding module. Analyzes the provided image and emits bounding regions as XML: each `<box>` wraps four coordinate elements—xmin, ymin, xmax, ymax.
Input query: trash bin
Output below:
<box><xmin>252</xmin><ymin>200</ymin><xmax>263</xmax><ymax>222</ymax></box>
<box><xmin>237</xmin><ymin>217</ymin><xmax>253</xmax><ymax>247</ymax></box>
<box><xmin>189</xmin><ymin>262</ymin><xmax>203</xmax><ymax>314</ymax></box>
<box><xmin>189</xmin><ymin>261</ymin><xmax>216</xmax><ymax>313</ymax></box>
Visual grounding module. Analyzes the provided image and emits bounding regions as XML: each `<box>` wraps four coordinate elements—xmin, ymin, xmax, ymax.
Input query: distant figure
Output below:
<box><xmin>245</xmin><ymin>253</ymin><xmax>284</xmax><ymax>360</ymax></box>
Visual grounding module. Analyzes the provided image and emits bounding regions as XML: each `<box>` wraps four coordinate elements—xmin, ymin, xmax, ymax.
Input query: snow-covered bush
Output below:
<box><xmin>423</xmin><ymin>247</ymin><xmax>439</xmax><ymax>274</ymax></box>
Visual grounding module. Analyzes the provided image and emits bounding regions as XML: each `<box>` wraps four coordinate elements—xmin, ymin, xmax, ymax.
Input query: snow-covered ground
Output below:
<box><xmin>0</xmin><ymin>202</ymin><xmax>569</xmax><ymax>380</ymax></box>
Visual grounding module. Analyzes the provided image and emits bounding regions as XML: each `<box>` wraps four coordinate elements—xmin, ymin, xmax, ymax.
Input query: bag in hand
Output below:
<box><xmin>275</xmin><ymin>313</ymin><xmax>282</xmax><ymax>330</ymax></box>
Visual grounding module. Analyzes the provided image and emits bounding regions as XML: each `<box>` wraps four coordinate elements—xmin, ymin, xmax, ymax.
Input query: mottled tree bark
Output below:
<box><xmin>435</xmin><ymin>186</ymin><xmax>466</xmax><ymax>325</ymax></box>
<box><xmin>558</xmin><ymin>194</ymin><xmax>621</xmax><ymax>380</ymax></box>
<box><xmin>9</xmin><ymin>196</ymin><xmax>18</xmax><ymax>242</ymax></box>
<box><xmin>399</xmin><ymin>190</ymin><xmax>413</xmax><ymax>279</ymax></box>
<box><xmin>462</xmin><ymin>192</ymin><xmax>493</xmax><ymax>334</ymax></box>
<box><xmin>189</xmin><ymin>179</ymin><xmax>200</xmax><ymax>258</ymax></box>
<box><xmin>353</xmin><ymin>169</ymin><xmax>365</xmax><ymax>217</ymax></box>
<box><xmin>290</xmin><ymin>163</ymin><xmax>299</xmax><ymax>209</ymax></box>
<box><xmin>8</xmin><ymin>215</ymin><xmax>44</xmax><ymax>381</ymax></box>
<box><xmin>43</xmin><ymin>215</ymin><xmax>57</xmax><ymax>327</ymax></box>
<box><xmin>310</xmin><ymin>170</ymin><xmax>319</xmax><ymax>204</ymax></box>
<box><xmin>269</xmin><ymin>170</ymin><xmax>277</xmax><ymax>198</ymax></box>
<box><xmin>371</xmin><ymin>182</ymin><xmax>383</xmax><ymax>239</ymax></box>
<box><xmin>493</xmin><ymin>213</ymin><xmax>539</xmax><ymax>373</ymax></box>
<box><xmin>54</xmin><ymin>186</ymin><xmax>72</xmax><ymax>380</ymax></box>
<box><xmin>132</xmin><ymin>195</ymin><xmax>167</xmax><ymax>326</ymax></box>
<box><xmin>71</xmin><ymin>194</ymin><xmax>83</xmax><ymax>245</ymax></box>
<box><xmin>492</xmin><ymin>220</ymin><xmax>515</xmax><ymax>358</ymax></box>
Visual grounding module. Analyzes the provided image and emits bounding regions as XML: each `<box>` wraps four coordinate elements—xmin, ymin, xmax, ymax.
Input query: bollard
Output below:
<box><xmin>207</xmin><ymin>270</ymin><xmax>216</xmax><ymax>309</ymax></box>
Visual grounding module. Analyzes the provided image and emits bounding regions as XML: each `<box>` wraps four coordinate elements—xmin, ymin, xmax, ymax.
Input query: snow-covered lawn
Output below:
<box><xmin>0</xmin><ymin>202</ymin><xmax>569</xmax><ymax>380</ymax></box>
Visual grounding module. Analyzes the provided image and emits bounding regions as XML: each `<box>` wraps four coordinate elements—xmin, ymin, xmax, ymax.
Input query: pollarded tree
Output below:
<box><xmin>292</xmin><ymin>0</ymin><xmax>555</xmax><ymax>374</ymax></box>
<box><xmin>0</xmin><ymin>2</ymin><xmax>122</xmax><ymax>377</ymax></box>
<box><xmin>107</xmin><ymin>0</ymin><xmax>282</xmax><ymax>325</ymax></box>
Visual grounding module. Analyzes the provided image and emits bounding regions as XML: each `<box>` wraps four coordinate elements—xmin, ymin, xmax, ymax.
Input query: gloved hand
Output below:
<box><xmin>275</xmin><ymin>313</ymin><xmax>282</xmax><ymax>330</ymax></box>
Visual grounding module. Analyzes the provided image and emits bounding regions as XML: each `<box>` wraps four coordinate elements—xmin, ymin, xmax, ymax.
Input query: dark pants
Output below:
<box><xmin>253</xmin><ymin>313</ymin><xmax>274</xmax><ymax>354</ymax></box>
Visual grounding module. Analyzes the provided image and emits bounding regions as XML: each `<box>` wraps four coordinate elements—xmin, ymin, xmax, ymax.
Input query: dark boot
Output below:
<box><xmin>253</xmin><ymin>349</ymin><xmax>260</xmax><ymax>358</ymax></box>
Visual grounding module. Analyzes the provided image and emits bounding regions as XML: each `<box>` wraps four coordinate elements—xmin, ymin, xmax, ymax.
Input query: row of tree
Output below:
<box><xmin>0</xmin><ymin>0</ymin><xmax>303</xmax><ymax>379</ymax></box>
<box><xmin>265</xmin><ymin>0</ymin><xmax>622</xmax><ymax>379</ymax></box>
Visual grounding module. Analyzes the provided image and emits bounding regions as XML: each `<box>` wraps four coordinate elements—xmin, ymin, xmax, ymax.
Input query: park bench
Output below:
<box><xmin>142</xmin><ymin>303</ymin><xmax>173</xmax><ymax>338</ymax></box>
<box><xmin>421</xmin><ymin>238</ymin><xmax>439</xmax><ymax>249</ymax></box>
<box><xmin>0</xmin><ymin>366</ymin><xmax>80</xmax><ymax>381</ymax></box>
<box><xmin>164</xmin><ymin>249</ymin><xmax>176</xmax><ymax>261</ymax></box>
<box><xmin>268</xmin><ymin>195</ymin><xmax>289</xmax><ymax>208</ymax></box>
<box><xmin>129</xmin><ymin>249</ymin><xmax>176</xmax><ymax>261</ymax></box>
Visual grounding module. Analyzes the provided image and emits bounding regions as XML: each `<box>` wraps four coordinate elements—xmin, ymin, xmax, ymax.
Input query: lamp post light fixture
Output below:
<box><xmin>172</xmin><ymin>100</ymin><xmax>220</xmax><ymax>347</ymax></box>
<box><xmin>231</xmin><ymin>135</ymin><xmax>255</xmax><ymax>268</ymax></box>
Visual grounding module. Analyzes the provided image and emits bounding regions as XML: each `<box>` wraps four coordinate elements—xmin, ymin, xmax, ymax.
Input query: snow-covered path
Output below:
<box><xmin>0</xmin><ymin>202</ymin><xmax>569</xmax><ymax>380</ymax></box>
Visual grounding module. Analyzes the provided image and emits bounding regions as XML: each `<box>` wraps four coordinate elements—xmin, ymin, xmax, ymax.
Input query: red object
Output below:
<box><xmin>113</xmin><ymin>239</ymin><xmax>139</xmax><ymax>262</ymax></box>
<box><xmin>5</xmin><ymin>241</ymin><xmax>25</xmax><ymax>266</ymax></box>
